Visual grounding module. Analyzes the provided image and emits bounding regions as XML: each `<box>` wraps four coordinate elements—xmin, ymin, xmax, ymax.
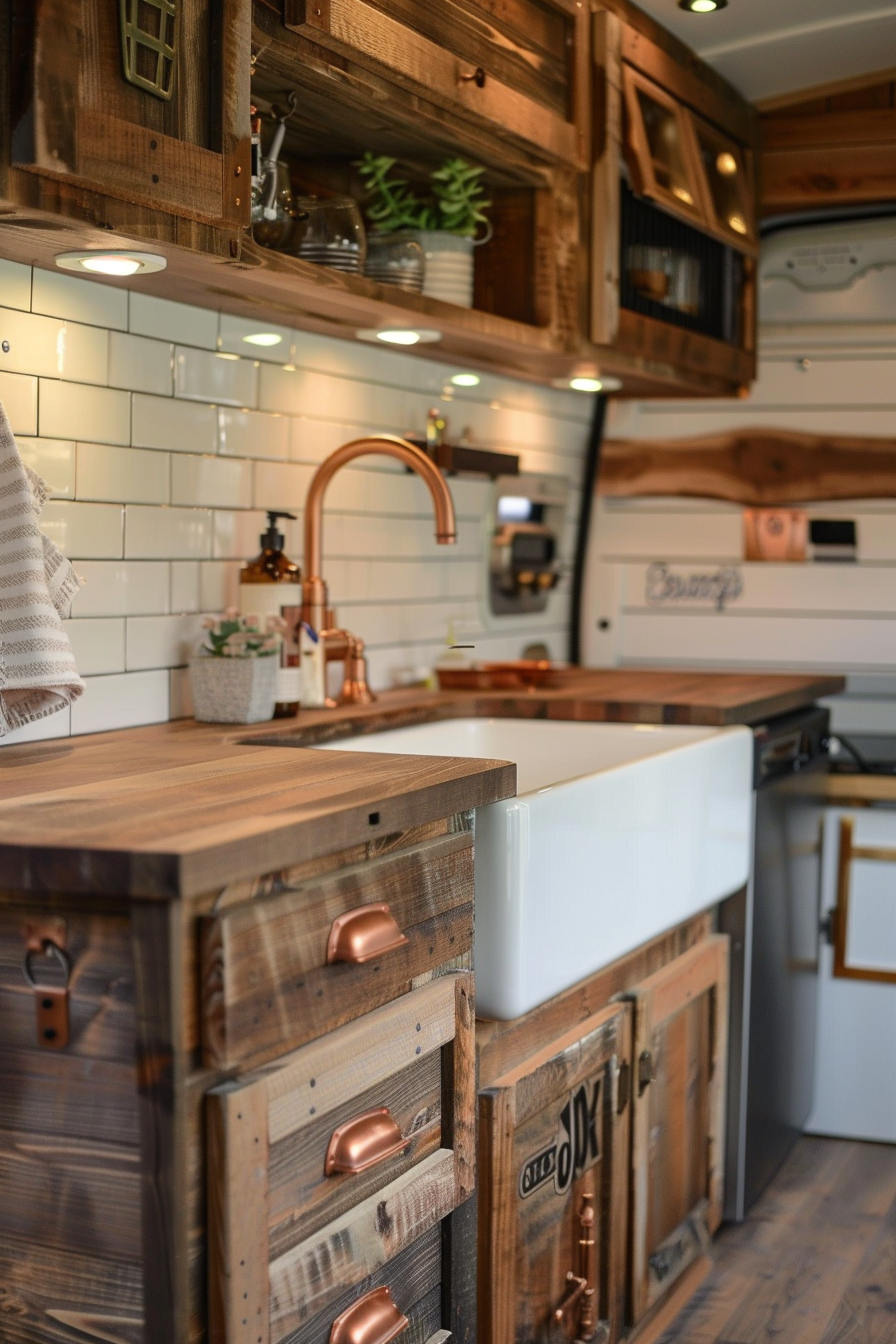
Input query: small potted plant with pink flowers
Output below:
<box><xmin>189</xmin><ymin>609</ymin><xmax>284</xmax><ymax>723</ymax></box>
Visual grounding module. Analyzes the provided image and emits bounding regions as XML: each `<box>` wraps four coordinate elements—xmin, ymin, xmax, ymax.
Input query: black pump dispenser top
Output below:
<box><xmin>261</xmin><ymin>510</ymin><xmax>296</xmax><ymax>552</ymax></box>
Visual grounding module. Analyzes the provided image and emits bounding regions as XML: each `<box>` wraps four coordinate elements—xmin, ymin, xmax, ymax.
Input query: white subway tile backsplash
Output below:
<box><xmin>213</xmin><ymin>508</ymin><xmax>272</xmax><ymax>560</ymax></box>
<box><xmin>175</xmin><ymin>347</ymin><xmax>258</xmax><ymax>408</ymax></box>
<box><xmin>127</xmin><ymin>614</ymin><xmax>204</xmax><ymax>670</ymax></box>
<box><xmin>0</xmin><ymin>371</ymin><xmax>38</xmax><ymax>434</ymax></box>
<box><xmin>77</xmin><ymin>441</ymin><xmax>170</xmax><ymax>505</ymax></box>
<box><xmin>218</xmin><ymin>406</ymin><xmax>289</xmax><ymax>460</ymax></box>
<box><xmin>256</xmin><ymin>362</ymin><xmax>305</xmax><ymax>415</ymax></box>
<box><xmin>218</xmin><ymin>314</ymin><xmax>294</xmax><ymax>363</ymax></box>
<box><xmin>0</xmin><ymin>259</ymin><xmax>32</xmax><ymax>312</ymax></box>
<box><xmin>129</xmin><ymin>293</ymin><xmax>218</xmax><ymax>348</ymax></box>
<box><xmin>73</xmin><ymin>561</ymin><xmax>170</xmax><ymax>617</ymax></box>
<box><xmin>40</xmin><ymin>380</ymin><xmax>130</xmax><ymax>445</ymax></box>
<box><xmin>289</xmin><ymin>416</ymin><xmax>359</xmax><ymax>465</ymax></box>
<box><xmin>71</xmin><ymin>670</ymin><xmax>169</xmax><ymax>735</ymax></box>
<box><xmin>17</xmin><ymin>437</ymin><xmax>75</xmax><ymax>497</ymax></box>
<box><xmin>32</xmin><ymin>268</ymin><xmax>128</xmax><ymax>330</ymax></box>
<box><xmin>0</xmin><ymin>309</ymin><xmax>108</xmax><ymax>384</ymax></box>
<box><xmin>109</xmin><ymin>332</ymin><xmax>173</xmax><ymax>395</ymax></box>
<box><xmin>132</xmin><ymin>393</ymin><xmax>217</xmax><ymax>454</ymax></box>
<box><xmin>199</xmin><ymin>559</ymin><xmax>238</xmax><ymax>611</ymax></box>
<box><xmin>125</xmin><ymin>505</ymin><xmax>212</xmax><ymax>560</ymax></box>
<box><xmin>171</xmin><ymin>561</ymin><xmax>200</xmax><ymax>613</ymax></box>
<box><xmin>253</xmin><ymin>461</ymin><xmax>313</xmax><ymax>510</ymax></box>
<box><xmin>65</xmin><ymin>618</ymin><xmax>126</xmax><ymax>675</ymax></box>
<box><xmin>42</xmin><ymin>501</ymin><xmax>124</xmax><ymax>560</ymax></box>
<box><xmin>171</xmin><ymin>453</ymin><xmax>252</xmax><ymax>508</ymax></box>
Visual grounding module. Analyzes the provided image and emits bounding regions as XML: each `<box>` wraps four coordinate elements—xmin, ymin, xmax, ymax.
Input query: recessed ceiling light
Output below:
<box><xmin>242</xmin><ymin>332</ymin><xmax>283</xmax><ymax>347</ymax></box>
<box><xmin>54</xmin><ymin>250</ymin><xmax>167</xmax><ymax>277</ymax></box>
<box><xmin>679</xmin><ymin>0</ymin><xmax>727</xmax><ymax>11</ymax></box>
<box><xmin>356</xmin><ymin>327</ymin><xmax>442</xmax><ymax>346</ymax></box>
<box><xmin>450</xmin><ymin>373</ymin><xmax>481</xmax><ymax>387</ymax></box>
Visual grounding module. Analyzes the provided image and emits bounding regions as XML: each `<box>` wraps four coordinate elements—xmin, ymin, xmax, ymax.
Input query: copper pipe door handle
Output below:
<box><xmin>329</xmin><ymin>1287</ymin><xmax>409</xmax><ymax>1344</ymax></box>
<box><xmin>326</xmin><ymin>903</ymin><xmax>409</xmax><ymax>964</ymax></box>
<box><xmin>324</xmin><ymin>1107</ymin><xmax>410</xmax><ymax>1176</ymax></box>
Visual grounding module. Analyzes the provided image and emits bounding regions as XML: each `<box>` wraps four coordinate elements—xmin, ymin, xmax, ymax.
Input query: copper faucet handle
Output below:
<box><xmin>338</xmin><ymin>635</ymin><xmax>375</xmax><ymax>706</ymax></box>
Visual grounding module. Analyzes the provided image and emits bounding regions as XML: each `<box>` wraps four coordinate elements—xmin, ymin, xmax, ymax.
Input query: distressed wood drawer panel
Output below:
<box><xmin>201</xmin><ymin>831</ymin><xmax>474</xmax><ymax>1069</ymax></box>
<box><xmin>208</xmin><ymin>973</ymin><xmax>474</xmax><ymax>1344</ymax></box>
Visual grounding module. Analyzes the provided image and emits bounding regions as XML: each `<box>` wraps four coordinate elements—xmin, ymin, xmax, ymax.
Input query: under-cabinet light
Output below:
<box><xmin>215</xmin><ymin>352</ymin><xmax>241</xmax><ymax>361</ymax></box>
<box><xmin>55</xmin><ymin>250</ymin><xmax>167</xmax><ymax>277</ymax></box>
<box><xmin>450</xmin><ymin>373</ymin><xmax>481</xmax><ymax>387</ymax></box>
<box><xmin>356</xmin><ymin>327</ymin><xmax>442</xmax><ymax>346</ymax></box>
<box><xmin>679</xmin><ymin>0</ymin><xmax>727</xmax><ymax>11</ymax></box>
<box><xmin>242</xmin><ymin>332</ymin><xmax>283</xmax><ymax>347</ymax></box>
<box><xmin>552</xmin><ymin>372</ymin><xmax>623</xmax><ymax>393</ymax></box>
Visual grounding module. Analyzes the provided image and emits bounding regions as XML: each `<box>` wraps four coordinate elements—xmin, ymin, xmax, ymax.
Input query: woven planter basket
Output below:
<box><xmin>189</xmin><ymin>655</ymin><xmax>277</xmax><ymax>724</ymax></box>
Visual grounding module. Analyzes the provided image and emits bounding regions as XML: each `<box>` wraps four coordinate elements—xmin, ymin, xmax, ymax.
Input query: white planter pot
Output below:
<box><xmin>410</xmin><ymin>231</ymin><xmax>475</xmax><ymax>308</ymax></box>
<box><xmin>189</xmin><ymin>655</ymin><xmax>278</xmax><ymax>724</ymax></box>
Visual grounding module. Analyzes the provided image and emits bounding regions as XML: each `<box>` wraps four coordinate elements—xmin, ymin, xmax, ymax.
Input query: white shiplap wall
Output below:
<box><xmin>0</xmin><ymin>257</ymin><xmax>592</xmax><ymax>744</ymax></box>
<box><xmin>583</xmin><ymin>324</ymin><xmax>896</xmax><ymax>736</ymax></box>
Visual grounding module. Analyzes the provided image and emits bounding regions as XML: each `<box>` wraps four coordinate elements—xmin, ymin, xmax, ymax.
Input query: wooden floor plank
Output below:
<box><xmin>657</xmin><ymin>1138</ymin><xmax>896</xmax><ymax>1344</ymax></box>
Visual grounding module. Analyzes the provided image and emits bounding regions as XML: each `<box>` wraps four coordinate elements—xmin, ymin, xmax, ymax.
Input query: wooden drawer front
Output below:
<box><xmin>208</xmin><ymin>973</ymin><xmax>474</xmax><ymax>1344</ymax></box>
<box><xmin>201</xmin><ymin>832</ymin><xmax>474</xmax><ymax>1069</ymax></box>
<box><xmin>478</xmin><ymin>1001</ymin><xmax>631</xmax><ymax>1344</ymax></box>
<box><xmin>628</xmin><ymin>935</ymin><xmax>729</xmax><ymax>1324</ymax></box>
<box><xmin>283</xmin><ymin>0</ymin><xmax>589</xmax><ymax>167</ymax></box>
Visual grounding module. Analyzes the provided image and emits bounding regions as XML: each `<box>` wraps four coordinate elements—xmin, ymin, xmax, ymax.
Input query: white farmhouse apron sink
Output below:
<box><xmin>317</xmin><ymin>718</ymin><xmax>753</xmax><ymax>1019</ymax></box>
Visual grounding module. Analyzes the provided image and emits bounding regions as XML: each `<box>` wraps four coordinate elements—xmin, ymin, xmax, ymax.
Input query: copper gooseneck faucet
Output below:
<box><xmin>301</xmin><ymin>435</ymin><xmax>457</xmax><ymax>705</ymax></box>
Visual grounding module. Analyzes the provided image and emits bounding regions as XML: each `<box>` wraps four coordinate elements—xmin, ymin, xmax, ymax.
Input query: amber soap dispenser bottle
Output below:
<box><xmin>239</xmin><ymin>510</ymin><xmax>302</xmax><ymax>715</ymax></box>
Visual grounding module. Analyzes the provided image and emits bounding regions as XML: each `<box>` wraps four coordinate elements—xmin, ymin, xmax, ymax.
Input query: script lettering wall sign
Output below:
<box><xmin>645</xmin><ymin>563</ymin><xmax>743</xmax><ymax>611</ymax></box>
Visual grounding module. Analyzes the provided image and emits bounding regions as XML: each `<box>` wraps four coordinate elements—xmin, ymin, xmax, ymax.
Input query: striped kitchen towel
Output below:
<box><xmin>0</xmin><ymin>399</ymin><xmax>84</xmax><ymax>736</ymax></box>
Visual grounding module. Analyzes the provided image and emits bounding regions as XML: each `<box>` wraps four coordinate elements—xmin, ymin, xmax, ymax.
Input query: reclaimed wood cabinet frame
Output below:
<box><xmin>281</xmin><ymin>0</ymin><xmax>591</xmax><ymax>169</ymax></box>
<box><xmin>622</xmin><ymin>66</ymin><xmax>712</xmax><ymax>233</ymax></box>
<box><xmin>623</xmin><ymin>935</ymin><xmax>729</xmax><ymax>1324</ymax></box>
<box><xmin>9</xmin><ymin>0</ymin><xmax>250</xmax><ymax>227</ymax></box>
<box><xmin>833</xmin><ymin>817</ymin><xmax>896</xmax><ymax>984</ymax></box>
<box><xmin>590</xmin><ymin>9</ymin><xmax>758</xmax><ymax>386</ymax></box>
<box><xmin>478</xmin><ymin>1001</ymin><xmax>631</xmax><ymax>1344</ymax></box>
<box><xmin>207</xmin><ymin>973</ymin><xmax>475</xmax><ymax>1344</ymax></box>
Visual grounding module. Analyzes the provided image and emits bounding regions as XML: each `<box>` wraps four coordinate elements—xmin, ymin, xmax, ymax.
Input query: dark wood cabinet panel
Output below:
<box><xmin>9</xmin><ymin>0</ymin><xmax>250</xmax><ymax>226</ymax></box>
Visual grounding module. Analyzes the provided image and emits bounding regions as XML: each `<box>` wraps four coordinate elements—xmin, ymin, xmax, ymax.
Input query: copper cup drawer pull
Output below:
<box><xmin>325</xmin><ymin>1106</ymin><xmax>411</xmax><ymax>1177</ymax></box>
<box><xmin>329</xmin><ymin>1286</ymin><xmax>409</xmax><ymax>1344</ymax></box>
<box><xmin>326</xmin><ymin>903</ymin><xmax>409</xmax><ymax>965</ymax></box>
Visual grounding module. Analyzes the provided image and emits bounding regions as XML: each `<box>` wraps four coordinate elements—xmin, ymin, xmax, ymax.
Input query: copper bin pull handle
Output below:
<box><xmin>329</xmin><ymin>1286</ymin><xmax>409</xmax><ymax>1344</ymax></box>
<box><xmin>325</xmin><ymin>1107</ymin><xmax>410</xmax><ymax>1176</ymax></box>
<box><xmin>326</xmin><ymin>903</ymin><xmax>409</xmax><ymax>965</ymax></box>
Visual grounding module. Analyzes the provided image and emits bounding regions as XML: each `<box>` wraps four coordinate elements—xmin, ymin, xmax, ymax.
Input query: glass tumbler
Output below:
<box><xmin>288</xmin><ymin>196</ymin><xmax>367</xmax><ymax>273</ymax></box>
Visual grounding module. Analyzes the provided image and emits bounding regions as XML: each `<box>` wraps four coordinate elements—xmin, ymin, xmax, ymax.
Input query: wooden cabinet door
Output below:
<box><xmin>626</xmin><ymin>934</ymin><xmax>729</xmax><ymax>1324</ymax></box>
<box><xmin>282</xmin><ymin>0</ymin><xmax>590</xmax><ymax>168</ymax></box>
<box><xmin>478</xmin><ymin>1001</ymin><xmax>631</xmax><ymax>1344</ymax></box>
<box><xmin>10</xmin><ymin>0</ymin><xmax>249</xmax><ymax>227</ymax></box>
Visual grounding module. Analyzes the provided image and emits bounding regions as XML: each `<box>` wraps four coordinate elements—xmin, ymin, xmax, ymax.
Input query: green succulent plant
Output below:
<box><xmin>355</xmin><ymin>152</ymin><xmax>491</xmax><ymax>238</ymax></box>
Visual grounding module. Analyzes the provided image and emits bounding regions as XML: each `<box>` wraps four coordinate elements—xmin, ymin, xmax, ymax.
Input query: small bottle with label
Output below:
<box><xmin>239</xmin><ymin>511</ymin><xmax>302</xmax><ymax>716</ymax></box>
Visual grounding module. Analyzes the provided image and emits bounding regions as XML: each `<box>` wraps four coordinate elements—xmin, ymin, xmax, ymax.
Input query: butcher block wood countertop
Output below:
<box><xmin>0</xmin><ymin>669</ymin><xmax>842</xmax><ymax>900</ymax></box>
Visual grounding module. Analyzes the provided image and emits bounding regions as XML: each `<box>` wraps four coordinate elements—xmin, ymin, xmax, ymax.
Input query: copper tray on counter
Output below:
<box><xmin>436</xmin><ymin>660</ymin><xmax>581</xmax><ymax>691</ymax></box>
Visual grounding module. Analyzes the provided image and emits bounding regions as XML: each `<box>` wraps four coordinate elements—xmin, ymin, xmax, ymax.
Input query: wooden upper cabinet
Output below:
<box><xmin>9</xmin><ymin>0</ymin><xmax>250</xmax><ymax>227</ymax></box>
<box><xmin>622</xmin><ymin>66</ymin><xmax>757</xmax><ymax>252</ymax></box>
<box><xmin>281</xmin><ymin>0</ymin><xmax>590</xmax><ymax>168</ymax></box>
